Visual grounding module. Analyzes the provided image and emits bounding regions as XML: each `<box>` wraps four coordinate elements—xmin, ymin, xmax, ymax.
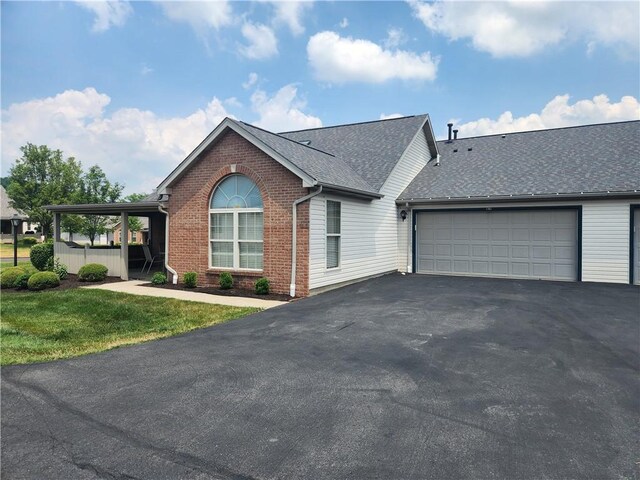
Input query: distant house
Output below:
<box><xmin>0</xmin><ymin>185</ymin><xmax>32</xmax><ymax>237</ymax></box>
<box><xmin>46</xmin><ymin>116</ymin><xmax>640</xmax><ymax>292</ymax></box>
<box><xmin>112</xmin><ymin>217</ymin><xmax>149</xmax><ymax>244</ymax></box>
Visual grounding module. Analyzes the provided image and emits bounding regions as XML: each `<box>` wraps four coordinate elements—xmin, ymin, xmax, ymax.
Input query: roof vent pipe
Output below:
<box><xmin>447</xmin><ymin>123</ymin><xmax>453</xmax><ymax>142</ymax></box>
<box><xmin>453</xmin><ymin>129</ymin><xmax>458</xmax><ymax>140</ymax></box>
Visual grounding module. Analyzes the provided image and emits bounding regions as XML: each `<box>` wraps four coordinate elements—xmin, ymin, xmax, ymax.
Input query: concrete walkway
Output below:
<box><xmin>83</xmin><ymin>280</ymin><xmax>287</xmax><ymax>309</ymax></box>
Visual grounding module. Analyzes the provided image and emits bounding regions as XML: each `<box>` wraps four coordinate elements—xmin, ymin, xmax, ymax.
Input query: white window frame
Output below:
<box><xmin>209</xmin><ymin>208</ymin><xmax>263</xmax><ymax>271</ymax></box>
<box><xmin>325</xmin><ymin>199</ymin><xmax>341</xmax><ymax>270</ymax></box>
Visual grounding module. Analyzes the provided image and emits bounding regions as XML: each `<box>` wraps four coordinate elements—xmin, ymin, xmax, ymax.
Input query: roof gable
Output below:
<box><xmin>157</xmin><ymin>115</ymin><xmax>433</xmax><ymax>199</ymax></box>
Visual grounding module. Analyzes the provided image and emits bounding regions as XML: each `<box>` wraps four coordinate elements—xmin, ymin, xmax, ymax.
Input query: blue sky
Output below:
<box><xmin>2</xmin><ymin>1</ymin><xmax>639</xmax><ymax>194</ymax></box>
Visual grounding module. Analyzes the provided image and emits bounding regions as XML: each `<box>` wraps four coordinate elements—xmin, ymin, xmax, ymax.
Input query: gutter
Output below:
<box><xmin>317</xmin><ymin>182</ymin><xmax>382</xmax><ymax>200</ymax></box>
<box><xmin>397</xmin><ymin>190</ymin><xmax>640</xmax><ymax>205</ymax></box>
<box><xmin>290</xmin><ymin>186</ymin><xmax>323</xmax><ymax>297</ymax></box>
<box><xmin>158</xmin><ymin>204</ymin><xmax>178</xmax><ymax>285</ymax></box>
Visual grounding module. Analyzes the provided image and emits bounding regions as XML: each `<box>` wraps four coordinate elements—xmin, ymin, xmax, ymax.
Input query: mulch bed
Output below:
<box><xmin>144</xmin><ymin>282</ymin><xmax>292</xmax><ymax>302</ymax></box>
<box><xmin>2</xmin><ymin>274</ymin><xmax>123</xmax><ymax>294</ymax></box>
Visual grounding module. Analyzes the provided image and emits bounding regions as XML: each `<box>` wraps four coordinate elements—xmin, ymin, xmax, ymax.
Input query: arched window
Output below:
<box><xmin>209</xmin><ymin>175</ymin><xmax>263</xmax><ymax>270</ymax></box>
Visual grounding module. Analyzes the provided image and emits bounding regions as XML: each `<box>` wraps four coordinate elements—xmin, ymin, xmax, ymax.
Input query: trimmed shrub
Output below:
<box><xmin>52</xmin><ymin>258</ymin><xmax>68</xmax><ymax>280</ymax></box>
<box><xmin>183</xmin><ymin>272</ymin><xmax>197</xmax><ymax>288</ymax></box>
<box><xmin>255</xmin><ymin>277</ymin><xmax>270</xmax><ymax>295</ymax></box>
<box><xmin>78</xmin><ymin>263</ymin><xmax>108</xmax><ymax>282</ymax></box>
<box><xmin>151</xmin><ymin>272</ymin><xmax>167</xmax><ymax>285</ymax></box>
<box><xmin>219</xmin><ymin>272</ymin><xmax>233</xmax><ymax>290</ymax></box>
<box><xmin>1</xmin><ymin>266</ymin><xmax>26</xmax><ymax>289</ymax></box>
<box><xmin>18</xmin><ymin>237</ymin><xmax>38</xmax><ymax>247</ymax></box>
<box><xmin>13</xmin><ymin>272</ymin><xmax>32</xmax><ymax>290</ymax></box>
<box><xmin>30</xmin><ymin>242</ymin><xmax>54</xmax><ymax>271</ymax></box>
<box><xmin>27</xmin><ymin>271</ymin><xmax>60</xmax><ymax>291</ymax></box>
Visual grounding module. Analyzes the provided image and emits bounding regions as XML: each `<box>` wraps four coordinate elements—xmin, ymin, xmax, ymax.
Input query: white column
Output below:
<box><xmin>120</xmin><ymin>212</ymin><xmax>129</xmax><ymax>280</ymax></box>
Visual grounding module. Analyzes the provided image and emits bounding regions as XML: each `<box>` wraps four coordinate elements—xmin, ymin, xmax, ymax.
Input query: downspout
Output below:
<box><xmin>290</xmin><ymin>185</ymin><xmax>323</xmax><ymax>297</ymax></box>
<box><xmin>158</xmin><ymin>204</ymin><xmax>178</xmax><ymax>284</ymax></box>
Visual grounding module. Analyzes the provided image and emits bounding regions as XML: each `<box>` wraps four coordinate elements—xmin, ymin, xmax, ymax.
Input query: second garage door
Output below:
<box><xmin>416</xmin><ymin>209</ymin><xmax>578</xmax><ymax>281</ymax></box>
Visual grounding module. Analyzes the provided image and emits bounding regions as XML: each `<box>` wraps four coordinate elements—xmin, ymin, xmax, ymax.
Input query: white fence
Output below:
<box><xmin>54</xmin><ymin>242</ymin><xmax>122</xmax><ymax>277</ymax></box>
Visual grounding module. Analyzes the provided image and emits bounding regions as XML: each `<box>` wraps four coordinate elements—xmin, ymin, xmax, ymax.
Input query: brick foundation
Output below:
<box><xmin>167</xmin><ymin>130</ymin><xmax>310</xmax><ymax>296</ymax></box>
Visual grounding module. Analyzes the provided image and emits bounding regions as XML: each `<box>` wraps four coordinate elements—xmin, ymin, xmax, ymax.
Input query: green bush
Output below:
<box><xmin>27</xmin><ymin>271</ymin><xmax>60</xmax><ymax>291</ymax></box>
<box><xmin>183</xmin><ymin>272</ymin><xmax>197</xmax><ymax>288</ymax></box>
<box><xmin>18</xmin><ymin>237</ymin><xmax>38</xmax><ymax>247</ymax></box>
<box><xmin>78</xmin><ymin>263</ymin><xmax>108</xmax><ymax>282</ymax></box>
<box><xmin>255</xmin><ymin>277</ymin><xmax>270</xmax><ymax>295</ymax></box>
<box><xmin>1</xmin><ymin>266</ymin><xmax>26</xmax><ymax>289</ymax></box>
<box><xmin>151</xmin><ymin>272</ymin><xmax>167</xmax><ymax>285</ymax></box>
<box><xmin>13</xmin><ymin>272</ymin><xmax>32</xmax><ymax>290</ymax></box>
<box><xmin>30</xmin><ymin>242</ymin><xmax>54</xmax><ymax>271</ymax></box>
<box><xmin>219</xmin><ymin>272</ymin><xmax>233</xmax><ymax>290</ymax></box>
<box><xmin>52</xmin><ymin>258</ymin><xmax>68</xmax><ymax>280</ymax></box>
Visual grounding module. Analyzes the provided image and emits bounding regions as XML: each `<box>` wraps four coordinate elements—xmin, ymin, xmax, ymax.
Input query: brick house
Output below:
<box><xmin>48</xmin><ymin>115</ymin><xmax>640</xmax><ymax>292</ymax></box>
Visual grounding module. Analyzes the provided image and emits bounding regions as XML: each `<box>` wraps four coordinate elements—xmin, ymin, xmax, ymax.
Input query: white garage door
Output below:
<box><xmin>416</xmin><ymin>209</ymin><xmax>578</xmax><ymax>281</ymax></box>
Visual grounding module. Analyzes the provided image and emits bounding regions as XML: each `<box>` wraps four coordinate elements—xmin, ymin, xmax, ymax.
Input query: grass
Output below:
<box><xmin>0</xmin><ymin>244</ymin><xmax>32</xmax><ymax>257</ymax></box>
<box><xmin>1</xmin><ymin>289</ymin><xmax>259</xmax><ymax>365</ymax></box>
<box><xmin>0</xmin><ymin>259</ymin><xmax>32</xmax><ymax>271</ymax></box>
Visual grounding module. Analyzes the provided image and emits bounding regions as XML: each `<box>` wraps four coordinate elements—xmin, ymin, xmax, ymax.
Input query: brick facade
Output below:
<box><xmin>167</xmin><ymin>130</ymin><xmax>310</xmax><ymax>296</ymax></box>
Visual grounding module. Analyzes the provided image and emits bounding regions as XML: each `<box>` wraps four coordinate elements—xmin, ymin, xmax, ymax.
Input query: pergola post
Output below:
<box><xmin>120</xmin><ymin>212</ymin><xmax>129</xmax><ymax>280</ymax></box>
<box><xmin>53</xmin><ymin>212</ymin><xmax>61</xmax><ymax>242</ymax></box>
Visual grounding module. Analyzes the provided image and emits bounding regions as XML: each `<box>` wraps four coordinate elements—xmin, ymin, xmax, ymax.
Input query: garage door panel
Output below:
<box><xmin>511</xmin><ymin>246</ymin><xmax>529</xmax><ymax>259</ymax></box>
<box><xmin>511</xmin><ymin>263</ymin><xmax>530</xmax><ymax>276</ymax></box>
<box><xmin>417</xmin><ymin>209</ymin><xmax>577</xmax><ymax>281</ymax></box>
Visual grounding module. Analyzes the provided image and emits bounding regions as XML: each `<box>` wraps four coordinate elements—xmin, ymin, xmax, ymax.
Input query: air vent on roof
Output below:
<box><xmin>467</xmin><ymin>147</ymin><xmax>473</xmax><ymax>151</ymax></box>
<box><xmin>299</xmin><ymin>140</ymin><xmax>311</xmax><ymax>146</ymax></box>
<box><xmin>501</xmin><ymin>135</ymin><xmax>506</xmax><ymax>139</ymax></box>
<box><xmin>453</xmin><ymin>149</ymin><xmax>458</xmax><ymax>153</ymax></box>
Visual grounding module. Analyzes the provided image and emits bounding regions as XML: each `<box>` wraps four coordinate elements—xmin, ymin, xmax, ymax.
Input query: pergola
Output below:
<box><xmin>46</xmin><ymin>201</ymin><xmax>164</xmax><ymax>280</ymax></box>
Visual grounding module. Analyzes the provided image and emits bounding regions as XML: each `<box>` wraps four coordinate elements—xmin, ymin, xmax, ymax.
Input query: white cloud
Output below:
<box><xmin>383</xmin><ymin>27</ymin><xmax>407</xmax><ymax>49</ymax></box>
<box><xmin>380</xmin><ymin>113</ymin><xmax>404</xmax><ymax>120</ymax></box>
<box><xmin>239</xmin><ymin>23</ymin><xmax>278</xmax><ymax>60</ymax></box>
<box><xmin>242</xmin><ymin>72</ymin><xmax>259</xmax><ymax>89</ymax></box>
<box><xmin>157</xmin><ymin>1</ymin><xmax>233</xmax><ymax>33</ymax></box>
<box><xmin>251</xmin><ymin>84</ymin><xmax>322</xmax><ymax>132</ymax></box>
<box><xmin>75</xmin><ymin>1</ymin><xmax>133</xmax><ymax>33</ymax></box>
<box><xmin>1</xmin><ymin>88</ymin><xmax>232</xmax><ymax>194</ymax></box>
<box><xmin>339</xmin><ymin>17</ymin><xmax>349</xmax><ymax>29</ymax></box>
<box><xmin>140</xmin><ymin>64</ymin><xmax>153</xmax><ymax>76</ymax></box>
<box><xmin>272</xmin><ymin>1</ymin><xmax>313</xmax><ymax>36</ymax></box>
<box><xmin>410</xmin><ymin>0</ymin><xmax>639</xmax><ymax>58</ymax></box>
<box><xmin>454</xmin><ymin>94</ymin><xmax>640</xmax><ymax>138</ymax></box>
<box><xmin>307</xmin><ymin>31</ymin><xmax>438</xmax><ymax>84</ymax></box>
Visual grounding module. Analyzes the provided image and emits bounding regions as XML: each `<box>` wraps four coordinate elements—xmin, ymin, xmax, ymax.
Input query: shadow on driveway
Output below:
<box><xmin>2</xmin><ymin>274</ymin><xmax>639</xmax><ymax>479</ymax></box>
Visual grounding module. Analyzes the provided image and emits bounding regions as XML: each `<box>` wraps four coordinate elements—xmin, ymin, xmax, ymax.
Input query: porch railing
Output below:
<box><xmin>54</xmin><ymin>242</ymin><xmax>122</xmax><ymax>277</ymax></box>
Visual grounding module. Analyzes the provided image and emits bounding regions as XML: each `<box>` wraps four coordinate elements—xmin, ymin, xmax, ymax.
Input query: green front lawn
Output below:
<box><xmin>1</xmin><ymin>289</ymin><xmax>259</xmax><ymax>365</ymax></box>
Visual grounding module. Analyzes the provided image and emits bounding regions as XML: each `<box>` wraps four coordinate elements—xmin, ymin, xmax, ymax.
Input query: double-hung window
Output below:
<box><xmin>209</xmin><ymin>175</ymin><xmax>263</xmax><ymax>270</ymax></box>
<box><xmin>326</xmin><ymin>200</ymin><xmax>341</xmax><ymax>268</ymax></box>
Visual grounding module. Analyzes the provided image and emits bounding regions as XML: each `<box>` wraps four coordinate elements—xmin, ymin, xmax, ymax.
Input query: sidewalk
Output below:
<box><xmin>83</xmin><ymin>280</ymin><xmax>287</xmax><ymax>309</ymax></box>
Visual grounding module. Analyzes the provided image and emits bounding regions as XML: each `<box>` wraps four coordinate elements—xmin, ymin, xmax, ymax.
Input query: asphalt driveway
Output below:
<box><xmin>2</xmin><ymin>274</ymin><xmax>639</xmax><ymax>479</ymax></box>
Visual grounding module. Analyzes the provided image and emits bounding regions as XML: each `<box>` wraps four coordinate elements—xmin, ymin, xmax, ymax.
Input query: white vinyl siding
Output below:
<box><xmin>404</xmin><ymin>199</ymin><xmax>637</xmax><ymax>285</ymax></box>
<box><xmin>309</xmin><ymin>126</ymin><xmax>430</xmax><ymax>290</ymax></box>
<box><xmin>581</xmin><ymin>202</ymin><xmax>630</xmax><ymax>284</ymax></box>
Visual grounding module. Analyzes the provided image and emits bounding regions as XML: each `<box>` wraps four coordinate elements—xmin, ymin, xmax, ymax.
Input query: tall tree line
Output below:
<box><xmin>6</xmin><ymin>143</ymin><xmax>146</xmax><ymax>245</ymax></box>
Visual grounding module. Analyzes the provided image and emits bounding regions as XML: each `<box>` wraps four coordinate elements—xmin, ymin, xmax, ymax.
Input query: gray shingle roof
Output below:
<box><xmin>398</xmin><ymin>121</ymin><xmax>640</xmax><ymax>202</ymax></box>
<box><xmin>280</xmin><ymin>115</ymin><xmax>428</xmax><ymax>191</ymax></box>
<box><xmin>236</xmin><ymin>121</ymin><xmax>377</xmax><ymax>194</ymax></box>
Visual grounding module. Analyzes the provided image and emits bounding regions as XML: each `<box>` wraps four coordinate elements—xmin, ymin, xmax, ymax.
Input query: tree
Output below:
<box><xmin>78</xmin><ymin>166</ymin><xmax>123</xmax><ymax>246</ymax></box>
<box><xmin>123</xmin><ymin>193</ymin><xmax>148</xmax><ymax>241</ymax></box>
<box><xmin>61</xmin><ymin>214</ymin><xmax>84</xmax><ymax>241</ymax></box>
<box><xmin>7</xmin><ymin>144</ymin><xmax>82</xmax><ymax>237</ymax></box>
